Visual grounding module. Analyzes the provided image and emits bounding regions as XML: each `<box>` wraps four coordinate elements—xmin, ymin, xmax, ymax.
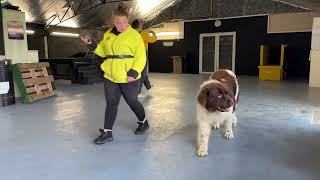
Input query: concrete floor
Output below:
<box><xmin>1</xmin><ymin>73</ymin><xmax>320</xmax><ymax>180</ymax></box>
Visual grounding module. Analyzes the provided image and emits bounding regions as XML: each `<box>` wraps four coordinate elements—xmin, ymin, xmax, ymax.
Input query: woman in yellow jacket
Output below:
<box><xmin>80</xmin><ymin>5</ymin><xmax>149</xmax><ymax>144</ymax></box>
<box><xmin>132</xmin><ymin>19</ymin><xmax>157</xmax><ymax>97</ymax></box>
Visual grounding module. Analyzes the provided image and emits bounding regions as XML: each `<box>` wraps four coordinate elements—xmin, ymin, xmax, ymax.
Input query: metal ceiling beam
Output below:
<box><xmin>46</xmin><ymin>0</ymin><xmax>131</xmax><ymax>28</ymax></box>
<box><xmin>61</xmin><ymin>4</ymin><xmax>72</xmax><ymax>21</ymax></box>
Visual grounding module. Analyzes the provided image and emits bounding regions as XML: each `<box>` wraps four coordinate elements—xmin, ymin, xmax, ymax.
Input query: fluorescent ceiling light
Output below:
<box><xmin>137</xmin><ymin>0</ymin><xmax>162</xmax><ymax>15</ymax></box>
<box><xmin>133</xmin><ymin>0</ymin><xmax>176</xmax><ymax>21</ymax></box>
<box><xmin>26</xmin><ymin>30</ymin><xmax>35</xmax><ymax>34</ymax></box>
<box><xmin>156</xmin><ymin>32</ymin><xmax>180</xmax><ymax>36</ymax></box>
<box><xmin>51</xmin><ymin>32</ymin><xmax>79</xmax><ymax>37</ymax></box>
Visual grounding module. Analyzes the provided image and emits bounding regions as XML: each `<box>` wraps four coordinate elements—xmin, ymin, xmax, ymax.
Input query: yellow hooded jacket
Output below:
<box><xmin>135</xmin><ymin>28</ymin><xmax>157</xmax><ymax>51</ymax></box>
<box><xmin>94</xmin><ymin>26</ymin><xmax>146</xmax><ymax>83</ymax></box>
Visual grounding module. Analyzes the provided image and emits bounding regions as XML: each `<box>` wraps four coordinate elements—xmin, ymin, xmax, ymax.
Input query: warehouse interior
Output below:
<box><xmin>1</xmin><ymin>0</ymin><xmax>320</xmax><ymax>179</ymax></box>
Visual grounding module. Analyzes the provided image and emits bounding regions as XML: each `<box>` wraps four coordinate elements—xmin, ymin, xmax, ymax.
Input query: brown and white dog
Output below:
<box><xmin>196</xmin><ymin>69</ymin><xmax>239</xmax><ymax>157</ymax></box>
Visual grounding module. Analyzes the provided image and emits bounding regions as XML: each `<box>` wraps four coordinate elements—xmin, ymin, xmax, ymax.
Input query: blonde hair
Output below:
<box><xmin>113</xmin><ymin>4</ymin><xmax>129</xmax><ymax>17</ymax></box>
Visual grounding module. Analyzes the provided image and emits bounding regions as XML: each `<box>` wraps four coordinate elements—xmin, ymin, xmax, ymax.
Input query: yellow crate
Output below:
<box><xmin>258</xmin><ymin>65</ymin><xmax>283</xmax><ymax>81</ymax></box>
<box><xmin>259</xmin><ymin>44</ymin><xmax>286</xmax><ymax>81</ymax></box>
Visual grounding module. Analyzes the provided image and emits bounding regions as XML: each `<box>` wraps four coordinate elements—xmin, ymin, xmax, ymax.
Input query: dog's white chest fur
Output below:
<box><xmin>197</xmin><ymin>104</ymin><xmax>234</xmax><ymax>124</ymax></box>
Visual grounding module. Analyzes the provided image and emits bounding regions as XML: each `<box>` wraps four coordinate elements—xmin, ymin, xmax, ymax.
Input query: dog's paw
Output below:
<box><xmin>197</xmin><ymin>147</ymin><xmax>208</xmax><ymax>157</ymax></box>
<box><xmin>212</xmin><ymin>122</ymin><xmax>220</xmax><ymax>129</ymax></box>
<box><xmin>224</xmin><ymin>130</ymin><xmax>234</xmax><ymax>139</ymax></box>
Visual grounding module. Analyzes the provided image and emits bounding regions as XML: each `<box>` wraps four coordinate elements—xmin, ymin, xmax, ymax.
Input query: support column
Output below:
<box><xmin>44</xmin><ymin>36</ymin><xmax>49</xmax><ymax>58</ymax></box>
<box><xmin>0</xmin><ymin>7</ymin><xmax>5</xmax><ymax>55</ymax></box>
<box><xmin>309</xmin><ymin>17</ymin><xmax>320</xmax><ymax>88</ymax></box>
<box><xmin>309</xmin><ymin>50</ymin><xmax>320</xmax><ymax>87</ymax></box>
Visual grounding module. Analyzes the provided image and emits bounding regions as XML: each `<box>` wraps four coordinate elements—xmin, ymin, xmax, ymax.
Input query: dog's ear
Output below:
<box><xmin>197</xmin><ymin>88</ymin><xmax>207</xmax><ymax>107</ymax></box>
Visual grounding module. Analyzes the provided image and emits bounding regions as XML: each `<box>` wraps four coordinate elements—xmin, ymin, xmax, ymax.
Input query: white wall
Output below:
<box><xmin>149</xmin><ymin>21</ymin><xmax>184</xmax><ymax>40</ymax></box>
<box><xmin>268</xmin><ymin>12</ymin><xmax>319</xmax><ymax>33</ymax></box>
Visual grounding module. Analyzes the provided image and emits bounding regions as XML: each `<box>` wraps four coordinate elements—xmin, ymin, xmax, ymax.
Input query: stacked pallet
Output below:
<box><xmin>12</xmin><ymin>62</ymin><xmax>56</xmax><ymax>103</ymax></box>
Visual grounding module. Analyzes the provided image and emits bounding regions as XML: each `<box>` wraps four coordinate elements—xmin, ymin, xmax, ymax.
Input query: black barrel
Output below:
<box><xmin>0</xmin><ymin>59</ymin><xmax>15</xmax><ymax>107</ymax></box>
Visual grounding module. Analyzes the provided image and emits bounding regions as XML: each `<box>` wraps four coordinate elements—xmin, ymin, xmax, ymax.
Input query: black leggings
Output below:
<box><xmin>139</xmin><ymin>75</ymin><xmax>152</xmax><ymax>93</ymax></box>
<box><xmin>139</xmin><ymin>64</ymin><xmax>152</xmax><ymax>93</ymax></box>
<box><xmin>103</xmin><ymin>78</ymin><xmax>145</xmax><ymax>130</ymax></box>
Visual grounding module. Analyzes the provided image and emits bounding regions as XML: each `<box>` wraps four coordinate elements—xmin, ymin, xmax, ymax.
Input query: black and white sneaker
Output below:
<box><xmin>94</xmin><ymin>129</ymin><xmax>113</xmax><ymax>144</ymax></box>
<box><xmin>135</xmin><ymin>120</ymin><xmax>149</xmax><ymax>135</ymax></box>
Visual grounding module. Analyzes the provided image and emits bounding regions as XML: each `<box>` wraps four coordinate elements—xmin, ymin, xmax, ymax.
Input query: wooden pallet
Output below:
<box><xmin>12</xmin><ymin>62</ymin><xmax>56</xmax><ymax>103</ymax></box>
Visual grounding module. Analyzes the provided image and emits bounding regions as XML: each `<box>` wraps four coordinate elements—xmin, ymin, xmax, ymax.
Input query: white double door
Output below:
<box><xmin>199</xmin><ymin>32</ymin><xmax>236</xmax><ymax>74</ymax></box>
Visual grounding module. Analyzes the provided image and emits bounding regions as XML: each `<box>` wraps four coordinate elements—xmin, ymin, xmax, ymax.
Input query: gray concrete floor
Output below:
<box><xmin>1</xmin><ymin>73</ymin><xmax>320</xmax><ymax>180</ymax></box>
